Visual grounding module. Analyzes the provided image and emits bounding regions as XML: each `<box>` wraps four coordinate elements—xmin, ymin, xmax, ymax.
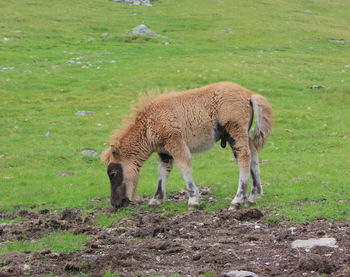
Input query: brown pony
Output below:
<box><xmin>102</xmin><ymin>82</ymin><xmax>273</xmax><ymax>210</ymax></box>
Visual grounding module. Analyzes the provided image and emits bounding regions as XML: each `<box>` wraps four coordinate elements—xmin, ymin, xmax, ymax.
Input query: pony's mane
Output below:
<box><xmin>102</xmin><ymin>87</ymin><xmax>172</xmax><ymax>163</ymax></box>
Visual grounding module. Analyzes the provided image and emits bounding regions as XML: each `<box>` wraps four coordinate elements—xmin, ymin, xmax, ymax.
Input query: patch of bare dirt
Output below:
<box><xmin>1</xmin><ymin>201</ymin><xmax>350</xmax><ymax>276</ymax></box>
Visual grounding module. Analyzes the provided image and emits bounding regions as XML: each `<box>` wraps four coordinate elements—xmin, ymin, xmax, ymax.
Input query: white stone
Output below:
<box><xmin>81</xmin><ymin>150</ymin><xmax>99</xmax><ymax>156</ymax></box>
<box><xmin>225</xmin><ymin>270</ymin><xmax>258</xmax><ymax>277</ymax></box>
<box><xmin>76</xmin><ymin>110</ymin><xmax>94</xmax><ymax>116</ymax></box>
<box><xmin>291</xmin><ymin>237</ymin><xmax>337</xmax><ymax>249</ymax></box>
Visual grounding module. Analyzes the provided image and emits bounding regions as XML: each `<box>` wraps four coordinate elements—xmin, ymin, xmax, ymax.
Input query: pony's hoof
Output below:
<box><xmin>247</xmin><ymin>194</ymin><xmax>262</xmax><ymax>204</ymax></box>
<box><xmin>188</xmin><ymin>204</ymin><xmax>199</xmax><ymax>210</ymax></box>
<box><xmin>148</xmin><ymin>198</ymin><xmax>162</xmax><ymax>206</ymax></box>
<box><xmin>229</xmin><ymin>203</ymin><xmax>241</xmax><ymax>210</ymax></box>
<box><xmin>244</xmin><ymin>200</ymin><xmax>256</xmax><ymax>207</ymax></box>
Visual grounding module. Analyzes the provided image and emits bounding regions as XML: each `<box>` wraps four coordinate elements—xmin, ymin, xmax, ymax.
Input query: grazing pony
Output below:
<box><xmin>102</xmin><ymin>82</ymin><xmax>273</xmax><ymax>210</ymax></box>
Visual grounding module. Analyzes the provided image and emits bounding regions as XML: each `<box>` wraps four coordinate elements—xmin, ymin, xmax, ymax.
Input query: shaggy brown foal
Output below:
<box><xmin>102</xmin><ymin>82</ymin><xmax>273</xmax><ymax>210</ymax></box>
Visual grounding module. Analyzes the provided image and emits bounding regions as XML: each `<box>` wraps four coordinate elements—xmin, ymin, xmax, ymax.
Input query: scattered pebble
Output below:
<box><xmin>76</xmin><ymin>111</ymin><xmax>95</xmax><ymax>116</ymax></box>
<box><xmin>100</xmin><ymin>33</ymin><xmax>109</xmax><ymax>37</ymax></box>
<box><xmin>45</xmin><ymin>131</ymin><xmax>51</xmax><ymax>137</ymax></box>
<box><xmin>88</xmin><ymin>198</ymin><xmax>102</xmax><ymax>203</ymax></box>
<box><xmin>88</xmin><ymin>37</ymin><xmax>95</xmax><ymax>42</ymax></box>
<box><xmin>288</xmin><ymin>227</ymin><xmax>297</xmax><ymax>235</ymax></box>
<box><xmin>291</xmin><ymin>237</ymin><xmax>337</xmax><ymax>249</ymax></box>
<box><xmin>110</xmin><ymin>0</ymin><xmax>152</xmax><ymax>6</ymax></box>
<box><xmin>1</xmin><ymin>67</ymin><xmax>14</xmax><ymax>71</ymax></box>
<box><xmin>81</xmin><ymin>150</ymin><xmax>99</xmax><ymax>157</ymax></box>
<box><xmin>260</xmin><ymin>160</ymin><xmax>269</xmax><ymax>164</ymax></box>
<box><xmin>329</xmin><ymin>39</ymin><xmax>346</xmax><ymax>44</ymax></box>
<box><xmin>56</xmin><ymin>172</ymin><xmax>75</xmax><ymax>177</ymax></box>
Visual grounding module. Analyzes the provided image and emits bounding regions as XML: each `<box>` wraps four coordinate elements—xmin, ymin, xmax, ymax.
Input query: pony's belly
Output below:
<box><xmin>187</xmin><ymin>129</ymin><xmax>218</xmax><ymax>153</ymax></box>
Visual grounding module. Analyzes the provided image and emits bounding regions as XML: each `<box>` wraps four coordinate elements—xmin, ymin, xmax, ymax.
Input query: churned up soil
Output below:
<box><xmin>1</xmin><ymin>189</ymin><xmax>349</xmax><ymax>276</ymax></box>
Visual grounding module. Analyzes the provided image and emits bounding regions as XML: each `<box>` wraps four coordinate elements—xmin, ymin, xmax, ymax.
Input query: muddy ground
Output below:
<box><xmin>1</xmin><ymin>189</ymin><xmax>350</xmax><ymax>277</ymax></box>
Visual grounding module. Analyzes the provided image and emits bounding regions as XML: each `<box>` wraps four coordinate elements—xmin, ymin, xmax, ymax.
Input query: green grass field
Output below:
<box><xmin>1</xmin><ymin>0</ymin><xmax>350</xmax><ymax>225</ymax></box>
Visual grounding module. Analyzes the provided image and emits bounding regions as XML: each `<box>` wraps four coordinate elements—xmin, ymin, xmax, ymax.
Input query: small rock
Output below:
<box><xmin>288</xmin><ymin>227</ymin><xmax>297</xmax><ymax>235</ymax></box>
<box><xmin>89</xmin><ymin>198</ymin><xmax>102</xmax><ymax>202</ymax></box>
<box><xmin>131</xmin><ymin>24</ymin><xmax>166</xmax><ymax>38</ymax></box>
<box><xmin>4</xmin><ymin>37</ymin><xmax>9</xmax><ymax>41</ymax></box>
<box><xmin>45</xmin><ymin>131</ymin><xmax>51</xmax><ymax>137</ymax></box>
<box><xmin>76</xmin><ymin>110</ymin><xmax>94</xmax><ymax>116</ymax></box>
<box><xmin>131</xmin><ymin>24</ymin><xmax>157</xmax><ymax>36</ymax></box>
<box><xmin>88</xmin><ymin>37</ymin><xmax>95</xmax><ymax>42</ymax></box>
<box><xmin>81</xmin><ymin>150</ymin><xmax>99</xmax><ymax>156</ymax></box>
<box><xmin>199</xmin><ymin>186</ymin><xmax>211</xmax><ymax>195</ymax></box>
<box><xmin>305</xmin><ymin>10</ymin><xmax>312</xmax><ymax>14</ymax></box>
<box><xmin>110</xmin><ymin>0</ymin><xmax>152</xmax><ymax>6</ymax></box>
<box><xmin>345</xmin><ymin>65</ymin><xmax>350</xmax><ymax>68</ymax></box>
<box><xmin>1</xmin><ymin>67</ymin><xmax>14</xmax><ymax>71</ymax></box>
<box><xmin>310</xmin><ymin>85</ymin><xmax>325</xmax><ymax>89</ymax></box>
<box><xmin>260</xmin><ymin>159</ymin><xmax>269</xmax><ymax>164</ymax></box>
<box><xmin>329</xmin><ymin>39</ymin><xmax>345</xmax><ymax>44</ymax></box>
<box><xmin>48</xmin><ymin>252</ymin><xmax>59</xmax><ymax>259</ymax></box>
<box><xmin>225</xmin><ymin>270</ymin><xmax>258</xmax><ymax>277</ymax></box>
<box><xmin>57</xmin><ymin>172</ymin><xmax>75</xmax><ymax>177</ymax></box>
<box><xmin>292</xmin><ymin>237</ymin><xmax>337</xmax><ymax>249</ymax></box>
<box><xmin>100</xmin><ymin>33</ymin><xmax>109</xmax><ymax>37</ymax></box>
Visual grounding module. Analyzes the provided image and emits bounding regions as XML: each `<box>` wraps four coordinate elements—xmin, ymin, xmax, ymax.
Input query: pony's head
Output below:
<box><xmin>102</xmin><ymin>145</ymin><xmax>139</xmax><ymax>209</ymax></box>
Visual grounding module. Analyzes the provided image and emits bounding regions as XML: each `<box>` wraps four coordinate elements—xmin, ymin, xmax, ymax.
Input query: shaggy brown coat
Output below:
<box><xmin>103</xmin><ymin>82</ymin><xmax>273</xmax><ymax>209</ymax></box>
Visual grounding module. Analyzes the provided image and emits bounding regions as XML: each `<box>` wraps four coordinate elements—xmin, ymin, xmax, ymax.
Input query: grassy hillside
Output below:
<box><xmin>1</xmin><ymin>0</ymin><xmax>349</xmax><ymax>222</ymax></box>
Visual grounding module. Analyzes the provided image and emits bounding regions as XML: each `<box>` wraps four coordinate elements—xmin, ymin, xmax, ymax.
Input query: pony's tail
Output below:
<box><xmin>250</xmin><ymin>94</ymin><xmax>273</xmax><ymax>151</ymax></box>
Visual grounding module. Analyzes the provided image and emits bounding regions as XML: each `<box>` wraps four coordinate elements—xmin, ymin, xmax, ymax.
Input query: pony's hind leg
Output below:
<box><xmin>226</xmin><ymin>124</ymin><xmax>251</xmax><ymax>210</ymax></box>
<box><xmin>149</xmin><ymin>153</ymin><xmax>174</xmax><ymax>206</ymax></box>
<box><xmin>247</xmin><ymin>138</ymin><xmax>263</xmax><ymax>204</ymax></box>
<box><xmin>165</xmin><ymin>136</ymin><xmax>199</xmax><ymax>209</ymax></box>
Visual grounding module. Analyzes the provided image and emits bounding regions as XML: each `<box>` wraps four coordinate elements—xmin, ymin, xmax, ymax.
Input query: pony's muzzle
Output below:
<box><xmin>111</xmin><ymin>198</ymin><xmax>130</xmax><ymax>209</ymax></box>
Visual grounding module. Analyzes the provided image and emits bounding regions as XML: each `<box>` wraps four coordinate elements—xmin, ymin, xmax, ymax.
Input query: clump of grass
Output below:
<box><xmin>94</xmin><ymin>207</ymin><xmax>135</xmax><ymax>229</ymax></box>
<box><xmin>265</xmin><ymin>216</ymin><xmax>281</xmax><ymax>225</ymax></box>
<box><xmin>0</xmin><ymin>217</ymin><xmax>23</xmax><ymax>224</ymax></box>
<box><xmin>104</xmin><ymin>272</ymin><xmax>121</xmax><ymax>277</ymax></box>
<box><xmin>0</xmin><ymin>232</ymin><xmax>90</xmax><ymax>254</ymax></box>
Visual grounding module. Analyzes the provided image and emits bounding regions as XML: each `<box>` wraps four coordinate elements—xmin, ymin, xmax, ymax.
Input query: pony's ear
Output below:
<box><xmin>110</xmin><ymin>145</ymin><xmax>119</xmax><ymax>157</ymax></box>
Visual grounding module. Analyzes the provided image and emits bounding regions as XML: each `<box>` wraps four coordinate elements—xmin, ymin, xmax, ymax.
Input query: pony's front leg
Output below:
<box><xmin>149</xmin><ymin>153</ymin><xmax>174</xmax><ymax>206</ymax></box>
<box><xmin>247</xmin><ymin>138</ymin><xmax>263</xmax><ymax>204</ymax></box>
<box><xmin>181</xmin><ymin>167</ymin><xmax>199</xmax><ymax>209</ymax></box>
<box><xmin>165</xmin><ymin>137</ymin><xmax>199</xmax><ymax>209</ymax></box>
